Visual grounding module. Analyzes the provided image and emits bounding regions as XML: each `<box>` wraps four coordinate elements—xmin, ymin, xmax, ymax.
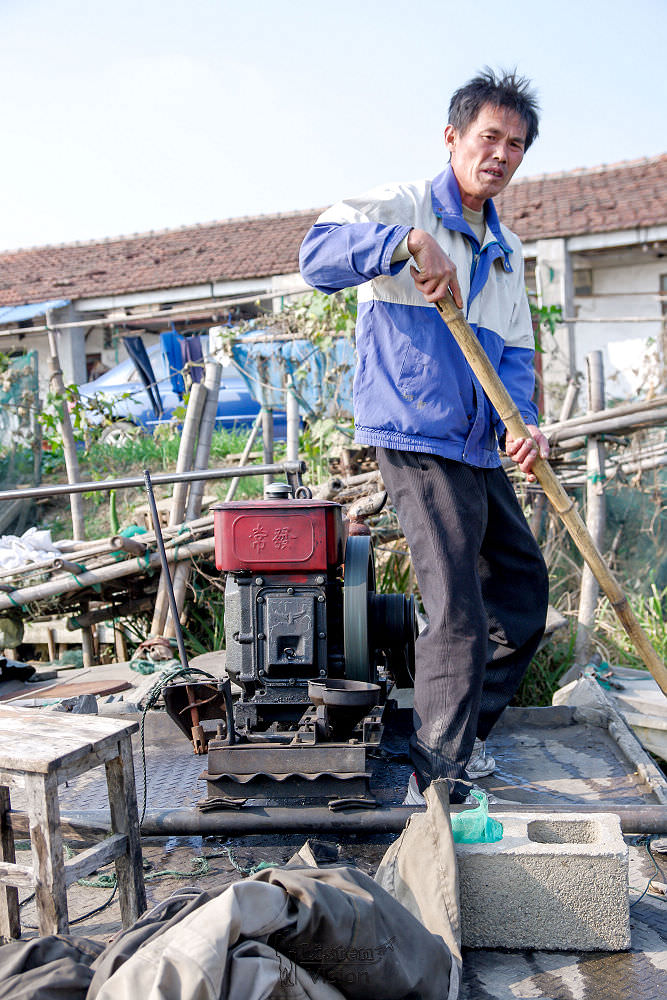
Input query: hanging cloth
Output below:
<box><xmin>183</xmin><ymin>335</ymin><xmax>204</xmax><ymax>383</ymax></box>
<box><xmin>122</xmin><ymin>336</ymin><xmax>163</xmax><ymax>417</ymax></box>
<box><xmin>160</xmin><ymin>328</ymin><xmax>185</xmax><ymax>397</ymax></box>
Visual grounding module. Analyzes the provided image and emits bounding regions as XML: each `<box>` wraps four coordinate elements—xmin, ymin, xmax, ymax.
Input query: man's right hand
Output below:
<box><xmin>407</xmin><ymin>229</ymin><xmax>463</xmax><ymax>309</ymax></box>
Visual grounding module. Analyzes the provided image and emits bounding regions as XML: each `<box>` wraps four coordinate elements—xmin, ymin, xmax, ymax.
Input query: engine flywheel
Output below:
<box><xmin>343</xmin><ymin>534</ymin><xmax>376</xmax><ymax>683</ymax></box>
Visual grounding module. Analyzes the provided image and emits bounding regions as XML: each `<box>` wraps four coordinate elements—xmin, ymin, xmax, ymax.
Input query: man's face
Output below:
<box><xmin>444</xmin><ymin>103</ymin><xmax>527</xmax><ymax>211</ymax></box>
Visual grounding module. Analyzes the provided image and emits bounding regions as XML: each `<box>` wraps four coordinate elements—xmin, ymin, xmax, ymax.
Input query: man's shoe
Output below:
<box><xmin>403</xmin><ymin>774</ymin><xmax>519</xmax><ymax>807</ymax></box>
<box><xmin>466</xmin><ymin>739</ymin><xmax>496</xmax><ymax>779</ymax></box>
<box><xmin>463</xmin><ymin>785</ymin><xmax>522</xmax><ymax>805</ymax></box>
<box><xmin>463</xmin><ymin>785</ymin><xmax>501</xmax><ymax>805</ymax></box>
<box><xmin>403</xmin><ymin>772</ymin><xmax>426</xmax><ymax>806</ymax></box>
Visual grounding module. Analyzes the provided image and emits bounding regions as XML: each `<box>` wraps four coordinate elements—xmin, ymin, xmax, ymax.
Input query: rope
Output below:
<box><xmin>78</xmin><ymin>856</ymin><xmax>211</xmax><ymax>888</ymax></box>
<box><xmin>207</xmin><ymin>846</ymin><xmax>277</xmax><ymax>877</ymax></box>
<box><xmin>630</xmin><ymin>836</ymin><xmax>661</xmax><ymax>908</ymax></box>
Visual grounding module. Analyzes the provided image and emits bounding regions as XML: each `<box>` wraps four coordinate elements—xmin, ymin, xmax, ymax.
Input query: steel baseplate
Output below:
<box><xmin>203</xmin><ymin>703</ymin><xmax>384</xmax><ymax>803</ymax></box>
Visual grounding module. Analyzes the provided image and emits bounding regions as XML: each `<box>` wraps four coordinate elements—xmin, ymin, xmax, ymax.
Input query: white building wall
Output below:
<box><xmin>572</xmin><ymin>255</ymin><xmax>665</xmax><ymax>400</ymax></box>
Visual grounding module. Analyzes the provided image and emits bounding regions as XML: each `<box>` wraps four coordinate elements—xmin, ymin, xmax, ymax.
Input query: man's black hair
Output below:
<box><xmin>448</xmin><ymin>68</ymin><xmax>540</xmax><ymax>150</ymax></box>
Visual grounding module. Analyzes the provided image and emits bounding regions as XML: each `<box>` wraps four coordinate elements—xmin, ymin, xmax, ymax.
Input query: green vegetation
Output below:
<box><xmin>24</xmin><ymin>292</ymin><xmax>667</xmax><ymax>710</ymax></box>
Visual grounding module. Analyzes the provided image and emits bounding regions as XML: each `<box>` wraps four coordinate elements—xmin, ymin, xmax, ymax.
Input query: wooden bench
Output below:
<box><xmin>0</xmin><ymin>706</ymin><xmax>146</xmax><ymax>938</ymax></box>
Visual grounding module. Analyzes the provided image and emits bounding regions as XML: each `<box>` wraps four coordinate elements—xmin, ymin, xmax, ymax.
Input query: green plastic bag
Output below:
<box><xmin>451</xmin><ymin>789</ymin><xmax>504</xmax><ymax>844</ymax></box>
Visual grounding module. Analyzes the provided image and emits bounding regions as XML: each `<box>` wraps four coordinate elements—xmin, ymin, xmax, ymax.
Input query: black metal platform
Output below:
<box><xmin>12</xmin><ymin>703</ymin><xmax>667</xmax><ymax>999</ymax></box>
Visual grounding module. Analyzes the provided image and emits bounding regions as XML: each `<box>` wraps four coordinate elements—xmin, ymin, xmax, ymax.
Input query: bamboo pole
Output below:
<box><xmin>225</xmin><ymin>411</ymin><xmax>263</xmax><ymax>501</ymax></box>
<box><xmin>544</xmin><ymin>393</ymin><xmax>667</xmax><ymax>438</ymax></box>
<box><xmin>435</xmin><ymin>295</ymin><xmax>667</xmax><ymax>693</ymax></box>
<box><xmin>184</xmin><ymin>362</ymin><xmax>222</xmax><ymax>520</ymax></box>
<box><xmin>151</xmin><ymin>381</ymin><xmax>208</xmax><ymax>636</ymax></box>
<box><xmin>165</xmin><ymin>362</ymin><xmax>222</xmax><ymax>638</ymax></box>
<box><xmin>0</xmin><ymin>538</ymin><xmax>216</xmax><ymax>611</ymax></box>
<box><xmin>575</xmin><ymin>351</ymin><xmax>607</xmax><ymax>662</ymax></box>
<box><xmin>111</xmin><ymin>535</ymin><xmax>147</xmax><ymax>556</ymax></box>
<box><xmin>550</xmin><ymin>407</ymin><xmax>667</xmax><ymax>449</ymax></box>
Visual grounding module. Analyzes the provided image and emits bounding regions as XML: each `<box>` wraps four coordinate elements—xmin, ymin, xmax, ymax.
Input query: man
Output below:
<box><xmin>299</xmin><ymin>69</ymin><xmax>549</xmax><ymax>804</ymax></box>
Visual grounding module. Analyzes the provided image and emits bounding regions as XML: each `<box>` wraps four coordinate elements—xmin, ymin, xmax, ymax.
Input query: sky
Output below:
<box><xmin>1</xmin><ymin>0</ymin><xmax>665</xmax><ymax>252</ymax></box>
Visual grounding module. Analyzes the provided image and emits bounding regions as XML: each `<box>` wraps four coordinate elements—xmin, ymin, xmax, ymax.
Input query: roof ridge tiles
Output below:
<box><xmin>2</xmin><ymin>153</ymin><xmax>665</xmax><ymax>256</ymax></box>
<box><xmin>3</xmin><ymin>207</ymin><xmax>323</xmax><ymax>256</ymax></box>
<box><xmin>510</xmin><ymin>152</ymin><xmax>667</xmax><ymax>185</ymax></box>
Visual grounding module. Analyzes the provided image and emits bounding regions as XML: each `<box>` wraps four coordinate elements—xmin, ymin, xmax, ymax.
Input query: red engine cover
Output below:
<box><xmin>212</xmin><ymin>500</ymin><xmax>346</xmax><ymax>573</ymax></box>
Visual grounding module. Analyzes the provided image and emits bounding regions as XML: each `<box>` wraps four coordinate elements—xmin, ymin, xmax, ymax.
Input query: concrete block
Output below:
<box><xmin>456</xmin><ymin>812</ymin><xmax>630</xmax><ymax>951</ymax></box>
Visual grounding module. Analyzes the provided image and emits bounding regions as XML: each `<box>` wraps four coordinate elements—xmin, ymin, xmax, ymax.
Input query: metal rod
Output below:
<box><xmin>143</xmin><ymin>470</ymin><xmax>190</xmax><ymax>673</ymax></box>
<box><xmin>0</xmin><ymin>460</ymin><xmax>306</xmax><ymax>503</ymax></box>
<box><xmin>29</xmin><ymin>803</ymin><xmax>667</xmax><ymax>838</ymax></box>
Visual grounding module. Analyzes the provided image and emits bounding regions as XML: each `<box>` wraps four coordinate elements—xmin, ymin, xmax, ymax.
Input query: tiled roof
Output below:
<box><xmin>0</xmin><ymin>210</ymin><xmax>319</xmax><ymax>309</ymax></box>
<box><xmin>496</xmin><ymin>154</ymin><xmax>667</xmax><ymax>242</ymax></box>
<box><xmin>0</xmin><ymin>155</ymin><xmax>665</xmax><ymax>309</ymax></box>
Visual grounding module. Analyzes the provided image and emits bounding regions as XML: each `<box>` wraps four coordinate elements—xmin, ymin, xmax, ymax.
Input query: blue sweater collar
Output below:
<box><xmin>430</xmin><ymin>165</ymin><xmax>512</xmax><ymax>258</ymax></box>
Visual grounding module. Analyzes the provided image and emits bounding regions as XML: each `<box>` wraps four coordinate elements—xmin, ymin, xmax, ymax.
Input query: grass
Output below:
<box><xmin>38</xmin><ymin>425</ymin><xmax>266</xmax><ymax>540</ymax></box>
<box><xmin>595</xmin><ymin>584</ymin><xmax>667</xmax><ymax>668</ymax></box>
<box><xmin>513</xmin><ymin>624</ymin><xmax>577</xmax><ymax>707</ymax></box>
<box><xmin>33</xmin><ymin>421</ymin><xmax>667</xmax><ymax>710</ymax></box>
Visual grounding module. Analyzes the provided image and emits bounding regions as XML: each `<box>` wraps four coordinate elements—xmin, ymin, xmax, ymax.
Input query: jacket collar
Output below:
<box><xmin>430</xmin><ymin>165</ymin><xmax>513</xmax><ymax>263</ymax></box>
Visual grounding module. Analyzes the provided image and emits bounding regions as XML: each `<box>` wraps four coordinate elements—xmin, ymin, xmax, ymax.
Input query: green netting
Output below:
<box><xmin>0</xmin><ymin>351</ymin><xmax>41</xmax><ymax>490</ymax></box>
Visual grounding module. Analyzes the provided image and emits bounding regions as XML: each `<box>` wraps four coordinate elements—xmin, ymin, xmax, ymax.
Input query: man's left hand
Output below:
<box><xmin>505</xmin><ymin>424</ymin><xmax>549</xmax><ymax>482</ymax></box>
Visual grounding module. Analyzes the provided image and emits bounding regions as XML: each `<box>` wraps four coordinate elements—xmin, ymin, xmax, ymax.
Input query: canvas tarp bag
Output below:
<box><xmin>375</xmin><ymin>779</ymin><xmax>462</xmax><ymax>1000</ymax></box>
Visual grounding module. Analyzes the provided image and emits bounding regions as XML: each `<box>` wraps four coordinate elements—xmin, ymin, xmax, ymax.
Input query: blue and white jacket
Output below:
<box><xmin>299</xmin><ymin>165</ymin><xmax>538</xmax><ymax>469</ymax></box>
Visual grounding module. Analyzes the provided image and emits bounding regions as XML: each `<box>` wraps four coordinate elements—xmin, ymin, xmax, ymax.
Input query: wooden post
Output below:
<box><xmin>46</xmin><ymin>628</ymin><xmax>57</xmax><ymax>663</ymax></box>
<box><xmin>184</xmin><ymin>361</ymin><xmax>222</xmax><ymax>519</ymax></box>
<box><xmin>24</xmin><ymin>771</ymin><xmax>69</xmax><ymax>934</ymax></box>
<box><xmin>79</xmin><ymin>600</ymin><xmax>96</xmax><ymax>668</ymax></box>
<box><xmin>45</xmin><ymin>312</ymin><xmax>85</xmax><ymax>541</ymax></box>
<box><xmin>286</xmin><ymin>389</ymin><xmax>300</xmax><ymax>463</ymax></box>
<box><xmin>0</xmin><ymin>786</ymin><xmax>19</xmax><ymax>940</ymax></box>
<box><xmin>558</xmin><ymin>375</ymin><xmax>580</xmax><ymax>423</ymax></box>
<box><xmin>114</xmin><ymin>627</ymin><xmax>128</xmax><ymax>663</ymax></box>
<box><xmin>262</xmin><ymin>407</ymin><xmax>275</xmax><ymax>492</ymax></box>
<box><xmin>104</xmin><ymin>737</ymin><xmax>146</xmax><ymax>926</ymax></box>
<box><xmin>575</xmin><ymin>352</ymin><xmax>606</xmax><ymax>662</ymax></box>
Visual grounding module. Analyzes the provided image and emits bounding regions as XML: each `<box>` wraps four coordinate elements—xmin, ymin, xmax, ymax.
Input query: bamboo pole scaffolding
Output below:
<box><xmin>0</xmin><ymin>538</ymin><xmax>215</xmax><ymax>611</ymax></box>
<box><xmin>549</xmin><ymin>408</ymin><xmax>667</xmax><ymax>450</ymax></box>
<box><xmin>543</xmin><ymin>394</ymin><xmax>667</xmax><ymax>439</ymax></box>
<box><xmin>435</xmin><ymin>295</ymin><xmax>667</xmax><ymax>694</ymax></box>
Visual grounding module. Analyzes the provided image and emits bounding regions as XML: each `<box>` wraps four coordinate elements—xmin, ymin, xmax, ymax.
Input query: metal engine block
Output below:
<box><xmin>164</xmin><ymin>488</ymin><xmax>416</xmax><ymax>803</ymax></box>
<box><xmin>214</xmin><ymin>494</ymin><xmax>415</xmax><ymax>735</ymax></box>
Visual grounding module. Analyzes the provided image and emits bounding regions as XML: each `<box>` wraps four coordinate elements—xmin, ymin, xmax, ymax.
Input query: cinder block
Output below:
<box><xmin>456</xmin><ymin>812</ymin><xmax>630</xmax><ymax>951</ymax></box>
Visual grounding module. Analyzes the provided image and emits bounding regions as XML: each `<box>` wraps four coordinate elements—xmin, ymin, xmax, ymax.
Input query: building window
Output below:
<box><xmin>574</xmin><ymin>267</ymin><xmax>593</xmax><ymax>297</ymax></box>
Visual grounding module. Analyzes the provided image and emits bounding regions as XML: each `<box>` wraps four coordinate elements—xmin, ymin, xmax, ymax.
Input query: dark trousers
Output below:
<box><xmin>376</xmin><ymin>448</ymin><xmax>549</xmax><ymax>802</ymax></box>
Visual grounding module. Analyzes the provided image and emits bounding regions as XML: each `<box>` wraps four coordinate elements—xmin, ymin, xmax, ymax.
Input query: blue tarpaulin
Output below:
<box><xmin>0</xmin><ymin>299</ymin><xmax>70</xmax><ymax>324</ymax></box>
<box><xmin>231</xmin><ymin>330</ymin><xmax>355</xmax><ymax>419</ymax></box>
